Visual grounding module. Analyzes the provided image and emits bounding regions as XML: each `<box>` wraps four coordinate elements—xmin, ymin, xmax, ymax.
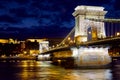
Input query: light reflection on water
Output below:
<box><xmin>0</xmin><ymin>60</ymin><xmax>114</xmax><ymax>80</ymax></box>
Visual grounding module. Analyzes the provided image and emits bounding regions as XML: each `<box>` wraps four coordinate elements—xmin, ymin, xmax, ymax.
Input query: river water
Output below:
<box><xmin>0</xmin><ymin>60</ymin><xmax>118</xmax><ymax>80</ymax></box>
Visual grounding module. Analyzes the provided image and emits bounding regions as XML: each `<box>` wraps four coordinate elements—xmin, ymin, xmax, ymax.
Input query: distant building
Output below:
<box><xmin>0</xmin><ymin>38</ymin><xmax>18</xmax><ymax>44</ymax></box>
<box><xmin>0</xmin><ymin>38</ymin><xmax>49</xmax><ymax>56</ymax></box>
<box><xmin>0</xmin><ymin>39</ymin><xmax>8</xmax><ymax>43</ymax></box>
<box><xmin>26</xmin><ymin>38</ymin><xmax>47</xmax><ymax>43</ymax></box>
<box><xmin>25</xmin><ymin>38</ymin><xmax>49</xmax><ymax>55</ymax></box>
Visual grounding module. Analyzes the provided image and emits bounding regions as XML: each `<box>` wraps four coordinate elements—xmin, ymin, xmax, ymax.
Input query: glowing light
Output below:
<box><xmin>81</xmin><ymin>37</ymin><xmax>87</xmax><ymax>42</ymax></box>
<box><xmin>71</xmin><ymin>47</ymin><xmax>78</xmax><ymax>57</ymax></box>
<box><xmin>0</xmin><ymin>39</ymin><xmax>8</xmax><ymax>43</ymax></box>
<box><xmin>70</xmin><ymin>40</ymin><xmax>73</xmax><ymax>43</ymax></box>
<box><xmin>44</xmin><ymin>54</ymin><xmax>50</xmax><ymax>58</ymax></box>
<box><xmin>38</xmin><ymin>55</ymin><xmax>43</xmax><ymax>58</ymax></box>
<box><xmin>52</xmin><ymin>45</ymin><xmax>55</xmax><ymax>48</ymax></box>
<box><xmin>56</xmin><ymin>44</ymin><xmax>59</xmax><ymax>47</ymax></box>
<box><xmin>37</xmin><ymin>55</ymin><xmax>44</xmax><ymax>60</ymax></box>
<box><xmin>88</xmin><ymin>31</ymin><xmax>91</xmax><ymax>34</ymax></box>
<box><xmin>116</xmin><ymin>32</ymin><xmax>120</xmax><ymax>36</ymax></box>
<box><xmin>71</xmin><ymin>47</ymin><xmax>111</xmax><ymax>65</ymax></box>
<box><xmin>75</xmin><ymin>6</ymin><xmax>104</xmax><ymax>11</ymax></box>
<box><xmin>23</xmin><ymin>51</ymin><xmax>27</xmax><ymax>54</ymax></box>
<box><xmin>68</xmin><ymin>37</ymin><xmax>71</xmax><ymax>40</ymax></box>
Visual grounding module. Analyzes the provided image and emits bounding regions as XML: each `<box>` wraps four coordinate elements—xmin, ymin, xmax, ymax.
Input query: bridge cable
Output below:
<box><xmin>59</xmin><ymin>27</ymin><xmax>75</xmax><ymax>46</ymax></box>
<box><xmin>87</xmin><ymin>18</ymin><xmax>120</xmax><ymax>23</ymax></box>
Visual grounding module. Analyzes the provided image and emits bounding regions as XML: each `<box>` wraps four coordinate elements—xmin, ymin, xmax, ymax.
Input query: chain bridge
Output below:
<box><xmin>37</xmin><ymin>5</ymin><xmax>120</xmax><ymax>68</ymax></box>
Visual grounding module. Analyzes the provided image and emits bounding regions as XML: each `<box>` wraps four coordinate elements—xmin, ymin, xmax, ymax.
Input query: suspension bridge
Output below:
<box><xmin>37</xmin><ymin>5</ymin><xmax>120</xmax><ymax>68</ymax></box>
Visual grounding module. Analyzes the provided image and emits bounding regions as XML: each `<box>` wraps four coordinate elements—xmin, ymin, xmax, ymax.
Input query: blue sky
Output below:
<box><xmin>0</xmin><ymin>0</ymin><xmax>119</xmax><ymax>40</ymax></box>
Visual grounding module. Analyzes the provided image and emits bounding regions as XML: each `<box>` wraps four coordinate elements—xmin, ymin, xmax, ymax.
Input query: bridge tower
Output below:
<box><xmin>72</xmin><ymin>5</ymin><xmax>107</xmax><ymax>44</ymax></box>
<box><xmin>39</xmin><ymin>41</ymin><xmax>49</xmax><ymax>53</ymax></box>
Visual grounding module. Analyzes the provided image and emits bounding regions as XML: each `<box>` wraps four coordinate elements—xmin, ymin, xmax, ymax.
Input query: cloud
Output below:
<box><xmin>114</xmin><ymin>0</ymin><xmax>120</xmax><ymax>10</ymax></box>
<box><xmin>0</xmin><ymin>1</ymin><xmax>21</xmax><ymax>9</ymax></box>
<box><xmin>102</xmin><ymin>0</ymin><xmax>120</xmax><ymax>18</ymax></box>
<box><xmin>6</xmin><ymin>18</ymin><xmax>39</xmax><ymax>28</ymax></box>
<box><xmin>21</xmin><ymin>18</ymin><xmax>39</xmax><ymax>27</ymax></box>
<box><xmin>0</xmin><ymin>4</ymin><xmax>5</xmax><ymax>9</ymax></box>
<box><xmin>0</xmin><ymin>0</ymin><xmax>118</xmax><ymax>28</ymax></box>
<box><xmin>0</xmin><ymin>0</ymin><xmax>119</xmax><ymax>39</ymax></box>
<box><xmin>9</xmin><ymin>7</ymin><xmax>37</xmax><ymax>18</ymax></box>
<box><xmin>0</xmin><ymin>14</ymin><xmax>19</xmax><ymax>23</ymax></box>
<box><xmin>14</xmin><ymin>0</ymin><xmax>30</xmax><ymax>4</ymax></box>
<box><xmin>61</xmin><ymin>19</ymin><xmax>74</xmax><ymax>28</ymax></box>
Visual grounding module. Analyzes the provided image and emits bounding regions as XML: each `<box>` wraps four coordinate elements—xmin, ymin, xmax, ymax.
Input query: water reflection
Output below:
<box><xmin>0</xmin><ymin>60</ymin><xmax>116</xmax><ymax>80</ymax></box>
<box><xmin>111</xmin><ymin>59</ymin><xmax>120</xmax><ymax>80</ymax></box>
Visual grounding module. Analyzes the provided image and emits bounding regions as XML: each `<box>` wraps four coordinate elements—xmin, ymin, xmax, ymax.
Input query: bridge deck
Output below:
<box><xmin>40</xmin><ymin>36</ymin><xmax>120</xmax><ymax>54</ymax></box>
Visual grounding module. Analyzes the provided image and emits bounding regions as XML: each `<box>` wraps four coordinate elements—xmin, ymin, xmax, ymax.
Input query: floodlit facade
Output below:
<box><xmin>72</xmin><ymin>5</ymin><xmax>107</xmax><ymax>44</ymax></box>
<box><xmin>0</xmin><ymin>39</ymin><xmax>8</xmax><ymax>43</ymax></box>
<box><xmin>0</xmin><ymin>38</ymin><xmax>17</xmax><ymax>44</ymax></box>
<box><xmin>26</xmin><ymin>38</ymin><xmax>47</xmax><ymax>43</ymax></box>
<box><xmin>39</xmin><ymin>41</ymin><xmax>49</xmax><ymax>53</ymax></box>
<box><xmin>25</xmin><ymin>38</ymin><xmax>49</xmax><ymax>55</ymax></box>
<box><xmin>70</xmin><ymin>5</ymin><xmax>111</xmax><ymax>67</ymax></box>
<box><xmin>71</xmin><ymin>47</ymin><xmax>111</xmax><ymax>67</ymax></box>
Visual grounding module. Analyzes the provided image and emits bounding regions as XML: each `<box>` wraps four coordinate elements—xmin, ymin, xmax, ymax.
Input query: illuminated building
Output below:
<box><xmin>0</xmin><ymin>39</ymin><xmax>8</xmax><ymax>43</ymax></box>
<box><xmin>25</xmin><ymin>38</ymin><xmax>49</xmax><ymax>55</ymax></box>
<box><xmin>26</xmin><ymin>38</ymin><xmax>47</xmax><ymax>43</ymax></box>
<box><xmin>0</xmin><ymin>38</ymin><xmax>17</xmax><ymax>44</ymax></box>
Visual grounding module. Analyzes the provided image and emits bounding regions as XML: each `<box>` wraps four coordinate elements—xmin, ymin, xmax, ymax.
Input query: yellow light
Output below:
<box><xmin>68</xmin><ymin>37</ymin><xmax>71</xmax><ymax>40</ymax></box>
<box><xmin>52</xmin><ymin>45</ymin><xmax>55</xmax><ymax>48</ymax></box>
<box><xmin>88</xmin><ymin>31</ymin><xmax>91</xmax><ymax>34</ymax></box>
<box><xmin>70</xmin><ymin>40</ymin><xmax>73</xmax><ymax>43</ymax></box>
<box><xmin>117</xmin><ymin>32</ymin><xmax>120</xmax><ymax>36</ymax></box>
<box><xmin>23</xmin><ymin>51</ymin><xmax>27</xmax><ymax>54</ymax></box>
<box><xmin>56</xmin><ymin>44</ymin><xmax>59</xmax><ymax>47</ymax></box>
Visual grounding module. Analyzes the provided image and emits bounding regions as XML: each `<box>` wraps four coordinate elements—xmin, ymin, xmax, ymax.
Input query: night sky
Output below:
<box><xmin>0</xmin><ymin>0</ymin><xmax>120</xmax><ymax>40</ymax></box>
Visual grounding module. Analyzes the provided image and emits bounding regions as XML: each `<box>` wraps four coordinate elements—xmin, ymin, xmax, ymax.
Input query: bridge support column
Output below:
<box><xmin>71</xmin><ymin>47</ymin><xmax>111</xmax><ymax>68</ymax></box>
<box><xmin>72</xmin><ymin>5</ymin><xmax>107</xmax><ymax>44</ymax></box>
<box><xmin>51</xmin><ymin>50</ymin><xmax>74</xmax><ymax>68</ymax></box>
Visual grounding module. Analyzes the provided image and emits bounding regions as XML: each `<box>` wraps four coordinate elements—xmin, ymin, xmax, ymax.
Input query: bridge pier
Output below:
<box><xmin>71</xmin><ymin>47</ymin><xmax>111</xmax><ymax>68</ymax></box>
<box><xmin>51</xmin><ymin>50</ymin><xmax>75</xmax><ymax>68</ymax></box>
<box><xmin>46</xmin><ymin>46</ymin><xmax>111</xmax><ymax>68</ymax></box>
<box><xmin>72</xmin><ymin>5</ymin><xmax>107</xmax><ymax>43</ymax></box>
